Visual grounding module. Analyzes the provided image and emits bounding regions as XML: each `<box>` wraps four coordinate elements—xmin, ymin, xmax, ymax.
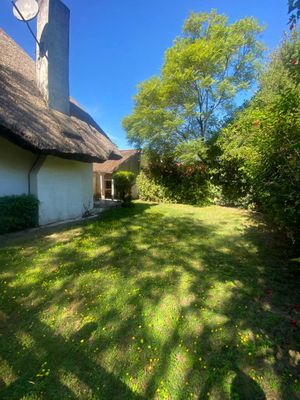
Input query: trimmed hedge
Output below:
<box><xmin>0</xmin><ymin>194</ymin><xmax>39</xmax><ymax>234</ymax></box>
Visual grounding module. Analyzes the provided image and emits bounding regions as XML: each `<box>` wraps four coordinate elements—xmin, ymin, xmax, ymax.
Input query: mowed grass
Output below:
<box><xmin>0</xmin><ymin>202</ymin><xmax>299</xmax><ymax>400</ymax></box>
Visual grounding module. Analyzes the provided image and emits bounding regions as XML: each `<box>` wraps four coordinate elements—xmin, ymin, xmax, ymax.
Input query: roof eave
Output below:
<box><xmin>0</xmin><ymin>125</ymin><xmax>120</xmax><ymax>163</ymax></box>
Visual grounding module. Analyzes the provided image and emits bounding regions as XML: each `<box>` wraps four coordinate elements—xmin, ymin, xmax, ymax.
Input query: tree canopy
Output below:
<box><xmin>123</xmin><ymin>10</ymin><xmax>264</xmax><ymax>162</ymax></box>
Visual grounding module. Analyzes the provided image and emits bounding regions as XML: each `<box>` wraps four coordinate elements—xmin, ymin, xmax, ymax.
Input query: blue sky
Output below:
<box><xmin>0</xmin><ymin>0</ymin><xmax>288</xmax><ymax>149</ymax></box>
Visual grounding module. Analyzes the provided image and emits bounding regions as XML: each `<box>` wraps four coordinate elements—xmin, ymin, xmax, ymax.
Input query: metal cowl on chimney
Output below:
<box><xmin>36</xmin><ymin>0</ymin><xmax>70</xmax><ymax>116</ymax></box>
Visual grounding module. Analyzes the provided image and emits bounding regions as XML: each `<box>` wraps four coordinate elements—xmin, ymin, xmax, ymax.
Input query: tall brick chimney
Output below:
<box><xmin>36</xmin><ymin>0</ymin><xmax>70</xmax><ymax>115</ymax></box>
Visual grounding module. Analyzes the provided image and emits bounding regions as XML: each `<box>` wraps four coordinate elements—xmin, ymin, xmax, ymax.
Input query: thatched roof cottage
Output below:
<box><xmin>0</xmin><ymin>0</ymin><xmax>120</xmax><ymax>225</ymax></box>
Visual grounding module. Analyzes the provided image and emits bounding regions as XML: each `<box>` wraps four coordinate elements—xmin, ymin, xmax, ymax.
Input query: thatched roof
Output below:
<box><xmin>94</xmin><ymin>150</ymin><xmax>140</xmax><ymax>174</ymax></box>
<box><xmin>0</xmin><ymin>29</ymin><xmax>120</xmax><ymax>163</ymax></box>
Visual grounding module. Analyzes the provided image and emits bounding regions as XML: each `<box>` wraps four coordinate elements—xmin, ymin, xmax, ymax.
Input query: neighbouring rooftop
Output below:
<box><xmin>93</xmin><ymin>149</ymin><xmax>140</xmax><ymax>174</ymax></box>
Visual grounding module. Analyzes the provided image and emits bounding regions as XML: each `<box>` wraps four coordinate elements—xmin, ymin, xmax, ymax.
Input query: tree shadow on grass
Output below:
<box><xmin>0</xmin><ymin>203</ymin><xmax>299</xmax><ymax>399</ymax></box>
<box><xmin>0</xmin><ymin>284</ymin><xmax>145</xmax><ymax>400</ymax></box>
<box><xmin>230</xmin><ymin>370</ymin><xmax>266</xmax><ymax>400</ymax></box>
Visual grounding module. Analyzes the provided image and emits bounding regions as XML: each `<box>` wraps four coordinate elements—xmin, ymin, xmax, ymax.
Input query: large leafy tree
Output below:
<box><xmin>123</xmin><ymin>10</ymin><xmax>264</xmax><ymax>162</ymax></box>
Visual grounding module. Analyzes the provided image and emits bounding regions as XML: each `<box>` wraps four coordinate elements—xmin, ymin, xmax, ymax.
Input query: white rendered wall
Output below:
<box><xmin>36</xmin><ymin>156</ymin><xmax>93</xmax><ymax>225</ymax></box>
<box><xmin>0</xmin><ymin>137</ymin><xmax>36</xmax><ymax>196</ymax></box>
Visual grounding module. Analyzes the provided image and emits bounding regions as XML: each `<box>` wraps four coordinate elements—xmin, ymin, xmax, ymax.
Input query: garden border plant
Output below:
<box><xmin>0</xmin><ymin>194</ymin><xmax>39</xmax><ymax>234</ymax></box>
<box><xmin>114</xmin><ymin>170</ymin><xmax>136</xmax><ymax>207</ymax></box>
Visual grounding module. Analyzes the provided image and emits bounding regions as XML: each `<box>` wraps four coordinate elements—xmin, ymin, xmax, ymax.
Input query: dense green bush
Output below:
<box><xmin>114</xmin><ymin>171</ymin><xmax>135</xmax><ymax>205</ymax></box>
<box><xmin>136</xmin><ymin>171</ymin><xmax>175</xmax><ymax>203</ymax></box>
<box><xmin>137</xmin><ymin>167</ymin><xmax>213</xmax><ymax>206</ymax></box>
<box><xmin>0</xmin><ymin>194</ymin><xmax>39</xmax><ymax>234</ymax></box>
<box><xmin>219</xmin><ymin>33</ymin><xmax>300</xmax><ymax>241</ymax></box>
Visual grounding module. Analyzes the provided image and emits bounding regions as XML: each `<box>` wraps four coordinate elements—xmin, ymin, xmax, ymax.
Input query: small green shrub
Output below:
<box><xmin>0</xmin><ymin>194</ymin><xmax>39</xmax><ymax>234</ymax></box>
<box><xmin>114</xmin><ymin>171</ymin><xmax>135</xmax><ymax>205</ymax></box>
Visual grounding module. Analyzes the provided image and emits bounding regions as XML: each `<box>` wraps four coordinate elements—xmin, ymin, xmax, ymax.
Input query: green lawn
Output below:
<box><xmin>0</xmin><ymin>203</ymin><xmax>299</xmax><ymax>400</ymax></box>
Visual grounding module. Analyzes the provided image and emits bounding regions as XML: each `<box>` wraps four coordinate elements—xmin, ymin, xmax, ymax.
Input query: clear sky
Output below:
<box><xmin>0</xmin><ymin>0</ymin><xmax>288</xmax><ymax>149</ymax></box>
